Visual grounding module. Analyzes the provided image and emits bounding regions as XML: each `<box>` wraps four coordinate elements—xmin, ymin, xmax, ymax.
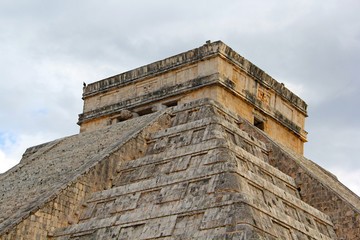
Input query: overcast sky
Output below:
<box><xmin>0</xmin><ymin>0</ymin><xmax>359</xmax><ymax>195</ymax></box>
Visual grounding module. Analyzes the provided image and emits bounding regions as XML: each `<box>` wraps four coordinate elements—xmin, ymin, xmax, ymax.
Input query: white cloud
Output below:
<box><xmin>0</xmin><ymin>132</ymin><xmax>61</xmax><ymax>173</ymax></box>
<box><xmin>0</xmin><ymin>149</ymin><xmax>18</xmax><ymax>173</ymax></box>
<box><xmin>329</xmin><ymin>167</ymin><xmax>360</xmax><ymax>196</ymax></box>
<box><xmin>277</xmin><ymin>79</ymin><xmax>305</xmax><ymax>98</ymax></box>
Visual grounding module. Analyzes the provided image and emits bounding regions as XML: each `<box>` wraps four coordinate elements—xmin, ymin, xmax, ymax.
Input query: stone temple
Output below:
<box><xmin>0</xmin><ymin>41</ymin><xmax>359</xmax><ymax>239</ymax></box>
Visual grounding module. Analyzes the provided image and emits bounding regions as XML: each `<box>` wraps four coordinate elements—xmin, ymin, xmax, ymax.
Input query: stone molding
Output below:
<box><xmin>82</xmin><ymin>41</ymin><xmax>307</xmax><ymax>115</ymax></box>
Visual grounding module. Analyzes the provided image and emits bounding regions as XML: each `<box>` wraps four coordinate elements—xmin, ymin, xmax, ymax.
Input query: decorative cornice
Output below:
<box><xmin>82</xmin><ymin>41</ymin><xmax>307</xmax><ymax>115</ymax></box>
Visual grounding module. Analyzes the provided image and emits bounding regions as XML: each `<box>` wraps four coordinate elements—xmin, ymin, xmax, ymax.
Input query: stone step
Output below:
<box><xmin>52</xmin><ymin>140</ymin><xmax>334</xmax><ymax>239</ymax></box>
<box><xmin>49</xmin><ymin>100</ymin><xmax>336</xmax><ymax>240</ymax></box>
<box><xmin>53</xmin><ymin>178</ymin><xmax>333</xmax><ymax>239</ymax></box>
<box><xmin>146</xmin><ymin>116</ymin><xmax>270</xmax><ymax>163</ymax></box>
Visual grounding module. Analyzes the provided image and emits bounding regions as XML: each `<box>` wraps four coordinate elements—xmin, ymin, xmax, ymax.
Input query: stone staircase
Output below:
<box><xmin>50</xmin><ymin>99</ymin><xmax>336</xmax><ymax>240</ymax></box>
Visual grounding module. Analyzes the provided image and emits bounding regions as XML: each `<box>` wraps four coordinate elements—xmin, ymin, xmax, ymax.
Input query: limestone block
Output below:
<box><xmin>172</xmin><ymin>214</ymin><xmax>204</xmax><ymax>238</ymax></box>
<box><xmin>117</xmin><ymin>224</ymin><xmax>144</xmax><ymax>240</ymax></box>
<box><xmin>203</xmin><ymin>124</ymin><xmax>224</xmax><ymax>141</ymax></box>
<box><xmin>199</xmin><ymin>203</ymin><xmax>254</xmax><ymax>230</ymax></box>
<box><xmin>159</xmin><ymin>182</ymin><xmax>188</xmax><ymax>203</ymax></box>
<box><xmin>191</xmin><ymin>128</ymin><xmax>206</xmax><ymax>144</ymax></box>
<box><xmin>94</xmin><ymin>226</ymin><xmax>122</xmax><ymax>240</ymax></box>
<box><xmin>136</xmin><ymin>190</ymin><xmax>161</xmax><ymax>208</ymax></box>
<box><xmin>167</xmin><ymin>156</ymin><xmax>191</xmax><ymax>173</ymax></box>
<box><xmin>186</xmin><ymin>178</ymin><xmax>211</xmax><ymax>198</ymax></box>
<box><xmin>112</xmin><ymin>192</ymin><xmax>140</xmax><ymax>213</ymax></box>
<box><xmin>208</xmin><ymin>173</ymin><xmax>242</xmax><ymax>193</ymax></box>
<box><xmin>153</xmin><ymin>136</ymin><xmax>169</xmax><ymax>153</ymax></box>
<box><xmin>203</xmin><ymin>149</ymin><xmax>236</xmax><ymax>165</ymax></box>
<box><xmin>79</xmin><ymin>203</ymin><xmax>96</xmax><ymax>221</ymax></box>
<box><xmin>139</xmin><ymin>216</ymin><xmax>177</xmax><ymax>239</ymax></box>
<box><xmin>113</xmin><ymin>168</ymin><xmax>140</xmax><ymax>186</ymax></box>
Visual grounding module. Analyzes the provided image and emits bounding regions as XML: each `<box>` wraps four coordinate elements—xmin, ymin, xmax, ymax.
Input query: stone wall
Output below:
<box><xmin>1</xmin><ymin>99</ymin><xmax>358</xmax><ymax>239</ymax></box>
<box><xmin>78</xmin><ymin>41</ymin><xmax>308</xmax><ymax>155</ymax></box>
<box><xmin>237</xmin><ymin>104</ymin><xmax>360</xmax><ymax>240</ymax></box>
<box><xmin>270</xmin><ymin>146</ymin><xmax>360</xmax><ymax>239</ymax></box>
<box><xmin>0</xmin><ymin>111</ymin><xmax>170</xmax><ymax>240</ymax></box>
<box><xmin>82</xmin><ymin>41</ymin><xmax>307</xmax><ymax>115</ymax></box>
<box><xmin>51</xmin><ymin>99</ymin><xmax>336</xmax><ymax>239</ymax></box>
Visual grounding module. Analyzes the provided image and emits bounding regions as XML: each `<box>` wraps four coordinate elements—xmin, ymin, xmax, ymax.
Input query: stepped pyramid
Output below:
<box><xmin>0</xmin><ymin>41</ymin><xmax>359</xmax><ymax>239</ymax></box>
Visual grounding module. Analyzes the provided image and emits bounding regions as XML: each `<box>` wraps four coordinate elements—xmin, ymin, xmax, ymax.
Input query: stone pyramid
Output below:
<box><xmin>50</xmin><ymin>99</ymin><xmax>338</xmax><ymax>239</ymax></box>
<box><xmin>0</xmin><ymin>41</ymin><xmax>359</xmax><ymax>239</ymax></box>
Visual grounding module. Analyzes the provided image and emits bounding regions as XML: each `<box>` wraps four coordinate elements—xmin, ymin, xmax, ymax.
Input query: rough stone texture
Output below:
<box><xmin>0</xmin><ymin>110</ymin><xmax>170</xmax><ymax>239</ymax></box>
<box><xmin>1</xmin><ymin>42</ymin><xmax>359</xmax><ymax>239</ymax></box>
<box><xmin>78</xmin><ymin>41</ymin><xmax>307</xmax><ymax>155</ymax></box>
<box><xmin>82</xmin><ymin>42</ymin><xmax>306</xmax><ymax>114</ymax></box>
<box><xmin>214</xmin><ymin>99</ymin><xmax>360</xmax><ymax>240</ymax></box>
<box><xmin>0</xmin><ymin>98</ymin><xmax>359</xmax><ymax>239</ymax></box>
<box><xmin>46</xmin><ymin>99</ymin><xmax>338</xmax><ymax>239</ymax></box>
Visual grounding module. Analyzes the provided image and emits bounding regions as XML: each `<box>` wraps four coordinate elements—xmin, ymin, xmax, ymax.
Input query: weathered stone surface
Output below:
<box><xmin>44</xmin><ymin>99</ymin><xmax>338</xmax><ymax>239</ymax></box>
<box><xmin>0</xmin><ymin>110</ymin><xmax>169</xmax><ymax>239</ymax></box>
<box><xmin>78</xmin><ymin>41</ymin><xmax>308</xmax><ymax>154</ymax></box>
<box><xmin>1</xmin><ymin>42</ymin><xmax>359</xmax><ymax>239</ymax></box>
<box><xmin>2</xmin><ymin>98</ymin><xmax>358</xmax><ymax>239</ymax></box>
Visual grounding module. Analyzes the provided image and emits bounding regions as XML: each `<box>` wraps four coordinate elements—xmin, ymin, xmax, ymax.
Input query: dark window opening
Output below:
<box><xmin>165</xmin><ymin>100</ymin><xmax>178</xmax><ymax>108</ymax></box>
<box><xmin>254</xmin><ymin>118</ymin><xmax>264</xmax><ymax>131</ymax></box>
<box><xmin>137</xmin><ymin>107</ymin><xmax>154</xmax><ymax>116</ymax></box>
<box><xmin>116</xmin><ymin>116</ymin><xmax>129</xmax><ymax>123</ymax></box>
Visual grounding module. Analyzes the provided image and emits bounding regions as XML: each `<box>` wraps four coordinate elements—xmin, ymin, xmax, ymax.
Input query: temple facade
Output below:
<box><xmin>79</xmin><ymin>41</ymin><xmax>307</xmax><ymax>154</ymax></box>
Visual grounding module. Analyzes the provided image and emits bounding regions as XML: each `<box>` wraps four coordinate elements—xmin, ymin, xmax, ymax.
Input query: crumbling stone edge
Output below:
<box><xmin>0</xmin><ymin>109</ymin><xmax>170</xmax><ymax>236</ymax></box>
